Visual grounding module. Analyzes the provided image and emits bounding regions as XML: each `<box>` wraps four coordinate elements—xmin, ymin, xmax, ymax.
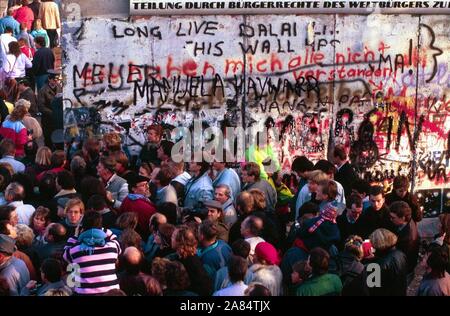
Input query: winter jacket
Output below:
<box><xmin>119</xmin><ymin>194</ymin><xmax>156</xmax><ymax>239</ymax></box>
<box><xmin>0</xmin><ymin>119</ymin><xmax>27</xmax><ymax>157</ymax></box>
<box><xmin>183</xmin><ymin>172</ymin><xmax>214</xmax><ymax>213</ymax></box>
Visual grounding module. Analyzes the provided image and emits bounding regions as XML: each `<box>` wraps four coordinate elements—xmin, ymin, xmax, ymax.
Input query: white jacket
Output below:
<box><xmin>2</xmin><ymin>53</ymin><xmax>32</xmax><ymax>78</ymax></box>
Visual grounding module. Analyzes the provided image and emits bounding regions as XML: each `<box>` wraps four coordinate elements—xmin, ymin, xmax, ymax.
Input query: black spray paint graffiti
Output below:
<box><xmin>350</xmin><ymin>119</ymin><xmax>379</xmax><ymax>171</ymax></box>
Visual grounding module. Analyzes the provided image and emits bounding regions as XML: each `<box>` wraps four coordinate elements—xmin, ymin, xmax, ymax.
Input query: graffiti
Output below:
<box><xmin>63</xmin><ymin>16</ymin><xmax>449</xmax><ymax>213</ymax></box>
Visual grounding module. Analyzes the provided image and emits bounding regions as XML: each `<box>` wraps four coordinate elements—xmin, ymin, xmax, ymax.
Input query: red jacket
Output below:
<box><xmin>119</xmin><ymin>195</ymin><xmax>157</xmax><ymax>238</ymax></box>
<box><xmin>13</xmin><ymin>6</ymin><xmax>35</xmax><ymax>30</ymax></box>
<box><xmin>36</xmin><ymin>167</ymin><xmax>66</xmax><ymax>183</ymax></box>
<box><xmin>0</xmin><ymin>119</ymin><xmax>27</xmax><ymax>157</ymax></box>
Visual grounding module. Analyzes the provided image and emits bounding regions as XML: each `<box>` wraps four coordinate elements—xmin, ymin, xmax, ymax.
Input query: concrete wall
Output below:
<box><xmin>62</xmin><ymin>14</ymin><xmax>449</xmax><ymax>218</ymax></box>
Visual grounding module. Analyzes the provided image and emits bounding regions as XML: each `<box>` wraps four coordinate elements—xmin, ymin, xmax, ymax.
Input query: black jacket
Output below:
<box><xmin>395</xmin><ymin>220</ymin><xmax>420</xmax><ymax>273</ymax></box>
<box><xmin>336</xmin><ymin>209</ymin><xmax>364</xmax><ymax>249</ymax></box>
<box><xmin>335</xmin><ymin>161</ymin><xmax>359</xmax><ymax>198</ymax></box>
<box><xmin>178</xmin><ymin>255</ymin><xmax>213</xmax><ymax>296</ymax></box>
<box><xmin>365</xmin><ymin>248</ymin><xmax>408</xmax><ymax>296</ymax></box>
<box><xmin>357</xmin><ymin>205</ymin><xmax>393</xmax><ymax>239</ymax></box>
<box><xmin>32</xmin><ymin>47</ymin><xmax>55</xmax><ymax>76</ymax></box>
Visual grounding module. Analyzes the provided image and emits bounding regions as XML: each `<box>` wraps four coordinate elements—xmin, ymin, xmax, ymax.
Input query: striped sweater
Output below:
<box><xmin>63</xmin><ymin>228</ymin><xmax>121</xmax><ymax>295</ymax></box>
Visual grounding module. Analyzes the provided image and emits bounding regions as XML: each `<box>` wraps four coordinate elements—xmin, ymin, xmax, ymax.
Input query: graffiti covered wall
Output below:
<box><xmin>63</xmin><ymin>14</ymin><xmax>449</xmax><ymax>216</ymax></box>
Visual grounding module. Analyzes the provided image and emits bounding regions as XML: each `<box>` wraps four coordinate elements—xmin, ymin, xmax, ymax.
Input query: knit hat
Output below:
<box><xmin>255</xmin><ymin>242</ymin><xmax>280</xmax><ymax>266</ymax></box>
<box><xmin>0</xmin><ymin>234</ymin><xmax>16</xmax><ymax>255</ymax></box>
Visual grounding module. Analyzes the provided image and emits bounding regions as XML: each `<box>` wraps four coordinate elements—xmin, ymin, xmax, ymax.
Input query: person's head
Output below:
<box><xmin>102</xmin><ymin>132</ymin><xmax>122</xmax><ymax>153</ymax></box>
<box><xmin>297</xmin><ymin>202</ymin><xmax>319</xmax><ymax>220</ymax></box>
<box><xmin>112</xmin><ymin>151</ymin><xmax>129</xmax><ymax>175</ymax></box>
<box><xmin>236</xmin><ymin>191</ymin><xmax>254</xmax><ymax>215</ymax></box>
<box><xmin>0</xmin><ymin>234</ymin><xmax>16</xmax><ymax>264</ymax></box>
<box><xmin>30</xmin><ymin>206</ymin><xmax>51</xmax><ymax>232</ymax></box>
<box><xmin>171</xmin><ymin>225</ymin><xmax>197</xmax><ymax>259</ymax></box>
<box><xmin>33</xmin><ymin>19</ymin><xmax>43</xmax><ymax>31</ymax></box>
<box><xmin>154</xmin><ymin>223</ymin><xmax>175</xmax><ymax>250</ymax></box>
<box><xmin>198</xmin><ymin>219</ymin><xmax>218</xmax><ymax>247</ymax></box>
<box><xmin>16</xmin><ymin>76</ymin><xmax>30</xmax><ymax>93</ymax></box>
<box><xmin>40</xmin><ymin>258</ymin><xmax>63</xmax><ymax>284</ymax></box>
<box><xmin>157</xmin><ymin>202</ymin><xmax>177</xmax><ymax>225</ymax></box>
<box><xmin>254</xmin><ymin>242</ymin><xmax>280</xmax><ymax>266</ymax></box>
<box><xmin>309</xmin><ymin>247</ymin><xmax>330</xmax><ymax>276</ymax></box>
<box><xmin>0</xmin><ymin>138</ymin><xmax>16</xmax><ymax>157</ymax></box>
<box><xmin>291</xmin><ymin>156</ymin><xmax>314</xmax><ymax>178</ymax></box>
<box><xmin>79</xmin><ymin>176</ymin><xmax>107</xmax><ymax>204</ymax></box>
<box><xmin>188</xmin><ymin>160</ymin><xmax>210</xmax><ymax>178</ymax></box>
<box><xmin>82</xmin><ymin>138</ymin><xmax>100</xmax><ymax>159</ymax></box>
<box><xmin>0</xmin><ymin>166</ymin><xmax>12</xmax><ymax>193</ymax></box>
<box><xmin>291</xmin><ymin>260</ymin><xmax>312</xmax><ymax>284</ymax></box>
<box><xmin>154</xmin><ymin>165</ymin><xmax>174</xmax><ymax>188</ymax></box>
<box><xmin>6</xmin><ymin>8</ymin><xmax>14</xmax><ymax>17</ymax></box>
<box><xmin>42</xmin><ymin>288</ymin><xmax>70</xmax><ymax>296</ymax></box>
<box><xmin>240</xmin><ymin>215</ymin><xmax>263</xmax><ymax>239</ymax></box>
<box><xmin>389</xmin><ymin>201</ymin><xmax>412</xmax><ymax>226</ymax></box>
<box><xmin>0</xmin><ymin>205</ymin><xmax>18</xmax><ymax>226</ymax></box>
<box><xmin>244</xmin><ymin>283</ymin><xmax>271</xmax><ymax>296</ymax></box>
<box><xmin>231</xmin><ymin>239</ymin><xmax>251</xmax><ymax>259</ymax></box>
<box><xmin>212</xmin><ymin>160</ymin><xmax>226</xmax><ymax>172</ymax></box>
<box><xmin>316</xmin><ymin>179</ymin><xmax>338</xmax><ymax>202</ymax></box>
<box><xmin>214</xmin><ymin>185</ymin><xmax>231</xmax><ymax>204</ymax></box>
<box><xmin>343</xmin><ymin>235</ymin><xmax>364</xmax><ymax>260</ymax></box>
<box><xmin>35</xmin><ymin>146</ymin><xmax>52</xmax><ymax>166</ymax></box>
<box><xmin>86</xmin><ymin>194</ymin><xmax>108</xmax><ymax>213</ymax></box>
<box><xmin>4</xmin><ymin>26</ymin><xmax>13</xmax><ymax>34</ymax></box>
<box><xmin>332</xmin><ymin>145</ymin><xmax>347</xmax><ymax>166</ymax></box>
<box><xmin>97</xmin><ymin>156</ymin><xmax>116</xmax><ymax>180</ymax></box>
<box><xmin>203</xmin><ymin>200</ymin><xmax>224</xmax><ymax>223</ymax></box>
<box><xmin>138</xmin><ymin>162</ymin><xmax>152</xmax><ymax>178</ymax></box>
<box><xmin>50</xmin><ymin>150</ymin><xmax>65</xmax><ymax>168</ymax></box>
<box><xmin>157</xmin><ymin>140</ymin><xmax>174</xmax><ymax>162</ymax></box>
<box><xmin>228</xmin><ymin>255</ymin><xmax>248</xmax><ymax>284</ymax></box>
<box><xmin>82</xmin><ymin>210</ymin><xmax>102</xmax><ymax>230</ymax></box>
<box><xmin>70</xmin><ymin>155</ymin><xmax>86</xmax><ymax>178</ymax></box>
<box><xmin>306</xmin><ymin>170</ymin><xmax>328</xmax><ymax>193</ymax></box>
<box><xmin>0</xmin><ymin>220</ymin><xmax>16</xmax><ymax>239</ymax></box>
<box><xmin>149</xmin><ymin>212</ymin><xmax>167</xmax><ymax>234</ymax></box>
<box><xmin>248</xmin><ymin>188</ymin><xmax>266</xmax><ymax>212</ymax></box>
<box><xmin>369</xmin><ymin>185</ymin><xmax>385</xmax><ymax>211</ymax></box>
<box><xmin>351</xmin><ymin>179</ymin><xmax>371</xmax><ymax>199</ymax></box>
<box><xmin>151</xmin><ymin>257</ymin><xmax>171</xmax><ymax>288</ymax></box>
<box><xmin>128</xmin><ymin>173</ymin><xmax>150</xmax><ymax>197</ymax></box>
<box><xmin>64</xmin><ymin>198</ymin><xmax>84</xmax><ymax>225</ymax></box>
<box><xmin>5</xmin><ymin>182</ymin><xmax>25</xmax><ymax>203</ymax></box>
<box><xmin>369</xmin><ymin>228</ymin><xmax>398</xmax><ymax>253</ymax></box>
<box><xmin>121</xmin><ymin>246</ymin><xmax>143</xmax><ymax>275</ymax></box>
<box><xmin>242</xmin><ymin>162</ymin><xmax>260</xmax><ymax>184</ymax></box>
<box><xmin>141</xmin><ymin>275</ymin><xmax>163</xmax><ymax>296</ymax></box>
<box><xmin>103</xmin><ymin>289</ymin><xmax>127</xmax><ymax>296</ymax></box>
<box><xmin>165</xmin><ymin>260</ymin><xmax>191</xmax><ymax>291</ymax></box>
<box><xmin>314</xmin><ymin>160</ymin><xmax>337</xmax><ymax>180</ymax></box>
<box><xmin>168</xmin><ymin>160</ymin><xmax>185</xmax><ymax>176</ymax></box>
<box><xmin>345</xmin><ymin>194</ymin><xmax>363</xmax><ymax>222</ymax></box>
<box><xmin>44</xmin><ymin>223</ymin><xmax>67</xmax><ymax>243</ymax></box>
<box><xmin>116</xmin><ymin>212</ymin><xmax>138</xmax><ymax>231</ymax></box>
<box><xmin>426</xmin><ymin>246</ymin><xmax>449</xmax><ymax>279</ymax></box>
<box><xmin>56</xmin><ymin>170</ymin><xmax>75</xmax><ymax>192</ymax></box>
<box><xmin>119</xmin><ymin>229</ymin><xmax>142</xmax><ymax>250</ymax></box>
<box><xmin>393</xmin><ymin>175</ymin><xmax>409</xmax><ymax>198</ymax></box>
<box><xmin>9</xmin><ymin>103</ymin><xmax>28</xmax><ymax>121</ymax></box>
<box><xmin>147</xmin><ymin>124</ymin><xmax>163</xmax><ymax>144</ymax></box>
<box><xmin>8</xmin><ymin>41</ymin><xmax>21</xmax><ymax>58</ymax></box>
<box><xmin>14</xmin><ymin>224</ymin><xmax>33</xmax><ymax>249</ymax></box>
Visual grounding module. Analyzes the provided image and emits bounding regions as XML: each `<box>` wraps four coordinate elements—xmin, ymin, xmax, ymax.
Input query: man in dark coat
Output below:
<box><xmin>333</xmin><ymin>145</ymin><xmax>359</xmax><ymax>199</ymax></box>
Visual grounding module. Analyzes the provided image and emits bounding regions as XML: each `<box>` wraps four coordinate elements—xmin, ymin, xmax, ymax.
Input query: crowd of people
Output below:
<box><xmin>0</xmin><ymin>115</ymin><xmax>449</xmax><ymax>297</ymax></box>
<box><xmin>0</xmin><ymin>1</ymin><xmax>449</xmax><ymax>298</ymax></box>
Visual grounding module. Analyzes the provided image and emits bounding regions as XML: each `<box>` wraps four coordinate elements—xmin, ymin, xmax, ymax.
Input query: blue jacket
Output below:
<box><xmin>184</xmin><ymin>172</ymin><xmax>214</xmax><ymax>212</ymax></box>
<box><xmin>298</xmin><ymin>216</ymin><xmax>341</xmax><ymax>251</ymax></box>
<box><xmin>212</xmin><ymin>168</ymin><xmax>241</xmax><ymax>201</ymax></box>
<box><xmin>198</xmin><ymin>240</ymin><xmax>232</xmax><ymax>280</ymax></box>
<box><xmin>0</xmin><ymin>16</ymin><xmax>20</xmax><ymax>37</ymax></box>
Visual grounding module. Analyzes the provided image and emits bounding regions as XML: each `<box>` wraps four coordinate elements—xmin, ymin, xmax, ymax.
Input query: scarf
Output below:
<box><xmin>78</xmin><ymin>228</ymin><xmax>107</xmax><ymax>255</ymax></box>
<box><xmin>308</xmin><ymin>203</ymin><xmax>337</xmax><ymax>233</ymax></box>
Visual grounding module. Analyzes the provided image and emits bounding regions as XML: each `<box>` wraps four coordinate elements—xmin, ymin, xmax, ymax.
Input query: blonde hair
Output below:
<box><xmin>103</xmin><ymin>132</ymin><xmax>122</xmax><ymax>152</ymax></box>
<box><xmin>15</xmin><ymin>99</ymin><xmax>31</xmax><ymax>111</ymax></box>
<box><xmin>14</xmin><ymin>224</ymin><xmax>35</xmax><ymax>248</ymax></box>
<box><xmin>35</xmin><ymin>146</ymin><xmax>52</xmax><ymax>166</ymax></box>
<box><xmin>307</xmin><ymin>170</ymin><xmax>328</xmax><ymax>184</ymax></box>
<box><xmin>248</xmin><ymin>188</ymin><xmax>266</xmax><ymax>211</ymax></box>
<box><xmin>369</xmin><ymin>228</ymin><xmax>397</xmax><ymax>251</ymax></box>
<box><xmin>64</xmin><ymin>198</ymin><xmax>85</xmax><ymax>216</ymax></box>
